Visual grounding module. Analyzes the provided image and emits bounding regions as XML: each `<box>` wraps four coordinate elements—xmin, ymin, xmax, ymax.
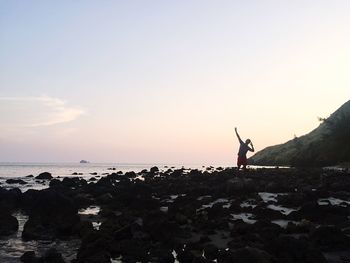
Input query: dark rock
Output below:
<box><xmin>207</xmin><ymin>203</ymin><xmax>229</xmax><ymax>220</ymax></box>
<box><xmin>277</xmin><ymin>193</ymin><xmax>308</xmax><ymax>207</ymax></box>
<box><xmin>144</xmin><ymin>212</ymin><xmax>182</xmax><ymax>243</ymax></box>
<box><xmin>22</xmin><ymin>216</ymin><xmax>56</xmax><ymax>240</ymax></box>
<box><xmin>96</xmin><ymin>193</ymin><xmax>113</xmax><ymax>204</ymax></box>
<box><xmin>61</xmin><ymin>177</ymin><xmax>87</xmax><ymax>188</ymax></box>
<box><xmin>217</xmin><ymin>249</ymin><xmax>235</xmax><ymax>263</ymax></box>
<box><xmin>78</xmin><ymin>221</ymin><xmax>94</xmax><ymax>237</ymax></box>
<box><xmin>20</xmin><ymin>251</ymin><xmax>37</xmax><ymax>263</ymax></box>
<box><xmin>226</xmin><ymin>177</ymin><xmax>256</xmax><ymax>193</ymax></box>
<box><xmin>124</xmin><ymin>171</ymin><xmax>137</xmax><ymax>178</ymax></box>
<box><xmin>21</xmin><ymin>248</ymin><xmax>66</xmax><ymax>263</ymax></box>
<box><xmin>204</xmin><ymin>244</ymin><xmax>219</xmax><ymax>260</ymax></box>
<box><xmin>115</xmin><ymin>239</ymin><xmax>149</xmax><ymax>261</ymax></box>
<box><xmin>76</xmin><ymin>232</ymin><xmax>112</xmax><ymax>263</ymax></box>
<box><xmin>0</xmin><ymin>187</ymin><xmax>22</xmax><ymax>210</ymax></box>
<box><xmin>6</xmin><ymin>178</ymin><xmax>27</xmax><ymax>185</ymax></box>
<box><xmin>177</xmin><ymin>249</ymin><xmax>197</xmax><ymax>262</ymax></box>
<box><xmin>49</xmin><ymin>179</ymin><xmax>61</xmax><ymax>187</ymax></box>
<box><xmin>310</xmin><ymin>225</ymin><xmax>350</xmax><ymax>251</ymax></box>
<box><xmin>150</xmin><ymin>166</ymin><xmax>159</xmax><ymax>174</ymax></box>
<box><xmin>291</xmin><ymin>201</ymin><xmax>348</xmax><ymax>225</ymax></box>
<box><xmin>266</xmin><ymin>236</ymin><xmax>327</xmax><ymax>263</ymax></box>
<box><xmin>148</xmin><ymin>247</ymin><xmax>175</xmax><ymax>262</ymax></box>
<box><xmin>230</xmin><ymin>247</ymin><xmax>272</xmax><ymax>263</ymax></box>
<box><xmin>253</xmin><ymin>206</ymin><xmax>285</xmax><ymax>220</ymax></box>
<box><xmin>36</xmin><ymin>172</ymin><xmax>52</xmax><ymax>180</ymax></box>
<box><xmin>22</xmin><ymin>189</ymin><xmax>79</xmax><ymax>240</ymax></box>
<box><xmin>43</xmin><ymin>248</ymin><xmax>65</xmax><ymax>263</ymax></box>
<box><xmin>100</xmin><ymin>219</ymin><xmax>131</xmax><ymax>240</ymax></box>
<box><xmin>26</xmin><ymin>175</ymin><xmax>34</xmax><ymax>178</ymax></box>
<box><xmin>0</xmin><ymin>212</ymin><xmax>18</xmax><ymax>236</ymax></box>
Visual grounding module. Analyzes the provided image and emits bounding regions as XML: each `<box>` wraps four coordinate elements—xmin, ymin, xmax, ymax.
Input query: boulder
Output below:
<box><xmin>266</xmin><ymin>236</ymin><xmax>327</xmax><ymax>263</ymax></box>
<box><xmin>49</xmin><ymin>179</ymin><xmax>61</xmax><ymax>187</ymax></box>
<box><xmin>96</xmin><ymin>193</ymin><xmax>113</xmax><ymax>204</ymax></box>
<box><xmin>226</xmin><ymin>177</ymin><xmax>256</xmax><ymax>193</ymax></box>
<box><xmin>230</xmin><ymin>247</ymin><xmax>272</xmax><ymax>263</ymax></box>
<box><xmin>22</xmin><ymin>189</ymin><xmax>80</xmax><ymax>240</ymax></box>
<box><xmin>0</xmin><ymin>187</ymin><xmax>22</xmax><ymax>210</ymax></box>
<box><xmin>76</xmin><ymin>232</ymin><xmax>112</xmax><ymax>263</ymax></box>
<box><xmin>115</xmin><ymin>239</ymin><xmax>149</xmax><ymax>261</ymax></box>
<box><xmin>36</xmin><ymin>172</ymin><xmax>52</xmax><ymax>180</ymax></box>
<box><xmin>20</xmin><ymin>251</ymin><xmax>37</xmax><ymax>263</ymax></box>
<box><xmin>0</xmin><ymin>213</ymin><xmax>18</xmax><ymax>236</ymax></box>
<box><xmin>43</xmin><ymin>248</ymin><xmax>65</xmax><ymax>263</ymax></box>
<box><xmin>6</xmin><ymin>178</ymin><xmax>27</xmax><ymax>185</ymax></box>
<box><xmin>148</xmin><ymin>248</ymin><xmax>174</xmax><ymax>262</ymax></box>
<box><xmin>150</xmin><ymin>166</ymin><xmax>159</xmax><ymax>174</ymax></box>
<box><xmin>204</xmin><ymin>244</ymin><xmax>219</xmax><ymax>260</ymax></box>
<box><xmin>310</xmin><ymin>226</ymin><xmax>350</xmax><ymax>251</ymax></box>
<box><xmin>22</xmin><ymin>216</ymin><xmax>55</xmax><ymax>240</ymax></box>
<box><xmin>20</xmin><ymin>249</ymin><xmax>65</xmax><ymax>263</ymax></box>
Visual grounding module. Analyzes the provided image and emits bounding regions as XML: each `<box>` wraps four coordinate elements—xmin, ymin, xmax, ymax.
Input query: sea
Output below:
<box><xmin>0</xmin><ymin>162</ymin><xmax>226</xmax><ymax>190</ymax></box>
<box><xmin>0</xmin><ymin>162</ymin><xmax>180</xmax><ymax>178</ymax></box>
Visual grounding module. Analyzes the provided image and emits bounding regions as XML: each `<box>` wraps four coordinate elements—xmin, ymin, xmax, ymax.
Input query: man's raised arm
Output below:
<box><xmin>235</xmin><ymin>127</ymin><xmax>243</xmax><ymax>144</ymax></box>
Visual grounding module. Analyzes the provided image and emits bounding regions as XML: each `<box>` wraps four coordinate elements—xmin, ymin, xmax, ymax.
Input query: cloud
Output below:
<box><xmin>0</xmin><ymin>96</ymin><xmax>86</xmax><ymax>128</ymax></box>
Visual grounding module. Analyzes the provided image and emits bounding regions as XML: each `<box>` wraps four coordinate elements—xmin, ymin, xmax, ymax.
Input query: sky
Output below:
<box><xmin>1</xmin><ymin>1</ymin><xmax>350</xmax><ymax>164</ymax></box>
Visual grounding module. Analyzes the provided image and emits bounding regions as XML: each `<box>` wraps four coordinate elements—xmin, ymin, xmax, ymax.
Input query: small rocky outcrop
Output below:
<box><xmin>36</xmin><ymin>172</ymin><xmax>53</xmax><ymax>180</ymax></box>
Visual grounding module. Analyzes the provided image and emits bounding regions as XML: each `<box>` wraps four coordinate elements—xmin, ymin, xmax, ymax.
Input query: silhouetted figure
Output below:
<box><xmin>235</xmin><ymin>127</ymin><xmax>254</xmax><ymax>170</ymax></box>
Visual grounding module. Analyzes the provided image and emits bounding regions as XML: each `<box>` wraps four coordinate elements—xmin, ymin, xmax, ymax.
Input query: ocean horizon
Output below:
<box><xmin>0</xmin><ymin>162</ymin><xmax>235</xmax><ymax>178</ymax></box>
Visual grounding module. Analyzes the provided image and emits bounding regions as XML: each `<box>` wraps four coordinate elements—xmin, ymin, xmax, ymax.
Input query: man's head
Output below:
<box><xmin>245</xmin><ymin>139</ymin><xmax>251</xmax><ymax>144</ymax></box>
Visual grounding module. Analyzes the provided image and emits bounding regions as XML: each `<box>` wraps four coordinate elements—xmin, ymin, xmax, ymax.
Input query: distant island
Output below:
<box><xmin>250</xmin><ymin>100</ymin><xmax>350</xmax><ymax>167</ymax></box>
<box><xmin>79</xmin><ymin>160</ymin><xmax>89</xmax><ymax>164</ymax></box>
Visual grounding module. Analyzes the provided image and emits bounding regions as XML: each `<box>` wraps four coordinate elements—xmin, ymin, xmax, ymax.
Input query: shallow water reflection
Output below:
<box><xmin>0</xmin><ymin>211</ymin><xmax>80</xmax><ymax>262</ymax></box>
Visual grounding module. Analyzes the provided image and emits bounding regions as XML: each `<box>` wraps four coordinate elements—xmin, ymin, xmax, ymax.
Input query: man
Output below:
<box><xmin>235</xmin><ymin>127</ymin><xmax>254</xmax><ymax>170</ymax></box>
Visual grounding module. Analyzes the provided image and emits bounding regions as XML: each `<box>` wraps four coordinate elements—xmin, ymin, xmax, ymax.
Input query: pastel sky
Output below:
<box><xmin>1</xmin><ymin>1</ymin><xmax>350</xmax><ymax>164</ymax></box>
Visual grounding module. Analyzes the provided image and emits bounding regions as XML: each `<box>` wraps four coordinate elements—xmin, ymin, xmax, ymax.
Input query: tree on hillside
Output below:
<box><xmin>320</xmin><ymin>111</ymin><xmax>350</xmax><ymax>163</ymax></box>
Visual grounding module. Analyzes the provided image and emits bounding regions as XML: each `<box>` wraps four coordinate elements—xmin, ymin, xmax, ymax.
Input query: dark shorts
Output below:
<box><xmin>237</xmin><ymin>156</ymin><xmax>247</xmax><ymax>166</ymax></box>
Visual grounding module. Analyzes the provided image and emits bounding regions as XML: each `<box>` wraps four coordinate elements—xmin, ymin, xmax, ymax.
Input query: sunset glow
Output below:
<box><xmin>1</xmin><ymin>1</ymin><xmax>350</xmax><ymax>164</ymax></box>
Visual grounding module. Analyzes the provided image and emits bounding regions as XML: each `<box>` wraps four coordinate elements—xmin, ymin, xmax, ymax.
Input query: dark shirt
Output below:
<box><xmin>238</xmin><ymin>141</ymin><xmax>251</xmax><ymax>157</ymax></box>
<box><xmin>237</xmin><ymin>133</ymin><xmax>253</xmax><ymax>157</ymax></box>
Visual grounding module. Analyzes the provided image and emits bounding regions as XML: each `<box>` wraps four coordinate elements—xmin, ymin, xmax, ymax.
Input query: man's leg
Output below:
<box><xmin>237</xmin><ymin>156</ymin><xmax>240</xmax><ymax>170</ymax></box>
<box><xmin>242</xmin><ymin>156</ymin><xmax>247</xmax><ymax>170</ymax></box>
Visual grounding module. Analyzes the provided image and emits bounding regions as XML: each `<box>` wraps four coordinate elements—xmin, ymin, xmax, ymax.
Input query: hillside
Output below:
<box><xmin>249</xmin><ymin>100</ymin><xmax>350</xmax><ymax>167</ymax></box>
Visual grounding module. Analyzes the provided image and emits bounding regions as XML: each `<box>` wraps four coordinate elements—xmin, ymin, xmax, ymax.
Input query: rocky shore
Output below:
<box><xmin>1</xmin><ymin>167</ymin><xmax>350</xmax><ymax>263</ymax></box>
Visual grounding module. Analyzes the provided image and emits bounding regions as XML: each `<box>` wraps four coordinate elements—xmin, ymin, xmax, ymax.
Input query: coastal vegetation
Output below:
<box><xmin>250</xmin><ymin>100</ymin><xmax>350</xmax><ymax>167</ymax></box>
